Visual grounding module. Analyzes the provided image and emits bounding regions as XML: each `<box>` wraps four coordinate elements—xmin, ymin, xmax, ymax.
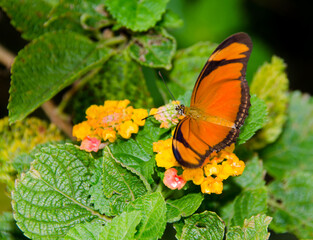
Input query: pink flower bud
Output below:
<box><xmin>80</xmin><ymin>136</ymin><xmax>101</xmax><ymax>152</ymax></box>
<box><xmin>163</xmin><ymin>168</ymin><xmax>186</xmax><ymax>190</ymax></box>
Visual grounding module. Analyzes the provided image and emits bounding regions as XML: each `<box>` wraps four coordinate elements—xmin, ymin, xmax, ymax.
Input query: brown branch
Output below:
<box><xmin>41</xmin><ymin>101</ymin><xmax>74</xmax><ymax>140</ymax></box>
<box><xmin>0</xmin><ymin>44</ymin><xmax>15</xmax><ymax>68</ymax></box>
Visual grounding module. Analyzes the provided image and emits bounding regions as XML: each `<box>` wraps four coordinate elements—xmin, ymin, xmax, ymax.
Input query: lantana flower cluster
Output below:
<box><xmin>73</xmin><ymin>100</ymin><xmax>148</xmax><ymax>152</ymax></box>
<box><xmin>150</xmin><ymin>101</ymin><xmax>182</xmax><ymax>128</ymax></box>
<box><xmin>152</xmin><ymin>102</ymin><xmax>245</xmax><ymax>195</ymax></box>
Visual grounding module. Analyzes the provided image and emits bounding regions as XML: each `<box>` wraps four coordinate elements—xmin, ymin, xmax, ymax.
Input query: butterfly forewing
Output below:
<box><xmin>173</xmin><ymin>32</ymin><xmax>252</xmax><ymax>168</ymax></box>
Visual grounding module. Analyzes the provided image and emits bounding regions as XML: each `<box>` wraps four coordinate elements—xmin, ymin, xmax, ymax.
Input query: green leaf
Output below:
<box><xmin>12</xmin><ymin>143</ymin><xmax>107</xmax><ymax>239</ymax></box>
<box><xmin>260</xmin><ymin>91</ymin><xmax>313</xmax><ymax>179</ymax></box>
<box><xmin>249</xmin><ymin>56</ymin><xmax>289</xmax><ymax>149</ymax></box>
<box><xmin>71</xmin><ymin>52</ymin><xmax>153</xmax><ymax>123</ymax></box>
<box><xmin>0</xmin><ymin>0</ymin><xmax>60</xmax><ymax>40</ymax></box>
<box><xmin>268</xmin><ymin>172</ymin><xmax>313</xmax><ymax>239</ymax></box>
<box><xmin>226</xmin><ymin>214</ymin><xmax>272</xmax><ymax>240</ymax></box>
<box><xmin>8</xmin><ymin>31</ymin><xmax>113</xmax><ymax>124</ymax></box>
<box><xmin>109</xmin><ymin>119</ymin><xmax>168</xmax><ymax>185</ymax></box>
<box><xmin>234</xmin><ymin>156</ymin><xmax>265</xmax><ymax>189</ymax></box>
<box><xmin>65</xmin><ymin>222</ymin><xmax>102</xmax><ymax>240</ymax></box>
<box><xmin>221</xmin><ymin>188</ymin><xmax>268</xmax><ymax>228</ymax></box>
<box><xmin>157</xmin><ymin>9</ymin><xmax>183</xmax><ymax>29</ymax></box>
<box><xmin>93</xmin><ymin>147</ymin><xmax>148</xmax><ymax>216</ymax></box>
<box><xmin>237</xmin><ymin>95</ymin><xmax>267</xmax><ymax>145</ymax></box>
<box><xmin>49</xmin><ymin>0</ymin><xmax>109</xmax><ymax>31</ymax></box>
<box><xmin>166</xmin><ymin>193</ymin><xmax>204</xmax><ymax>223</ymax></box>
<box><xmin>104</xmin><ymin>0</ymin><xmax>169</xmax><ymax>31</ymax></box>
<box><xmin>125</xmin><ymin>192</ymin><xmax>167</xmax><ymax>240</ymax></box>
<box><xmin>100</xmin><ymin>211</ymin><xmax>142</xmax><ymax>240</ymax></box>
<box><xmin>128</xmin><ymin>28</ymin><xmax>176</xmax><ymax>70</ymax></box>
<box><xmin>179</xmin><ymin>211</ymin><xmax>225</xmax><ymax>240</ymax></box>
<box><xmin>167</xmin><ymin>41</ymin><xmax>217</xmax><ymax>99</ymax></box>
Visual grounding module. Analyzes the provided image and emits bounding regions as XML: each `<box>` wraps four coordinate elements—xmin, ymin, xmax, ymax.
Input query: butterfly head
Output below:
<box><xmin>175</xmin><ymin>104</ymin><xmax>186</xmax><ymax>116</ymax></box>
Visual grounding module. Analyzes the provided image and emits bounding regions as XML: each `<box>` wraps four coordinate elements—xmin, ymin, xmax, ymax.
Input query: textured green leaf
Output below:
<box><xmin>104</xmin><ymin>0</ymin><xmax>169</xmax><ymax>31</ymax></box>
<box><xmin>0</xmin><ymin>0</ymin><xmax>90</xmax><ymax>40</ymax></box>
<box><xmin>166</xmin><ymin>193</ymin><xmax>204</xmax><ymax>223</ymax></box>
<box><xmin>109</xmin><ymin>119</ymin><xmax>168</xmax><ymax>184</ymax></box>
<box><xmin>71</xmin><ymin>52</ymin><xmax>153</xmax><ymax>123</ymax></box>
<box><xmin>268</xmin><ymin>172</ymin><xmax>313</xmax><ymax>239</ymax></box>
<box><xmin>49</xmin><ymin>0</ymin><xmax>108</xmax><ymax>31</ymax></box>
<box><xmin>125</xmin><ymin>192</ymin><xmax>167</xmax><ymax>240</ymax></box>
<box><xmin>8</xmin><ymin>31</ymin><xmax>113</xmax><ymax>124</ymax></box>
<box><xmin>100</xmin><ymin>211</ymin><xmax>142</xmax><ymax>240</ymax></box>
<box><xmin>237</xmin><ymin>95</ymin><xmax>267</xmax><ymax>145</ymax></box>
<box><xmin>65</xmin><ymin>222</ymin><xmax>102</xmax><ymax>240</ymax></box>
<box><xmin>226</xmin><ymin>214</ymin><xmax>272</xmax><ymax>240</ymax></box>
<box><xmin>222</xmin><ymin>188</ymin><xmax>268</xmax><ymax>228</ymax></box>
<box><xmin>128</xmin><ymin>28</ymin><xmax>176</xmax><ymax>70</ymax></box>
<box><xmin>91</xmin><ymin>147</ymin><xmax>147</xmax><ymax>216</ymax></box>
<box><xmin>11</xmin><ymin>143</ymin><xmax>106</xmax><ymax>239</ymax></box>
<box><xmin>166</xmin><ymin>41</ymin><xmax>216</xmax><ymax>99</ymax></box>
<box><xmin>249</xmin><ymin>56</ymin><xmax>289</xmax><ymax>149</ymax></box>
<box><xmin>260</xmin><ymin>91</ymin><xmax>313</xmax><ymax>179</ymax></box>
<box><xmin>234</xmin><ymin>156</ymin><xmax>265</xmax><ymax>189</ymax></box>
<box><xmin>179</xmin><ymin>211</ymin><xmax>225</xmax><ymax>240</ymax></box>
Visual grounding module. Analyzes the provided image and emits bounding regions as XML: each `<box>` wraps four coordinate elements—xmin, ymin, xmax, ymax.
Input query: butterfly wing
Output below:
<box><xmin>173</xmin><ymin>32</ymin><xmax>252</xmax><ymax>168</ymax></box>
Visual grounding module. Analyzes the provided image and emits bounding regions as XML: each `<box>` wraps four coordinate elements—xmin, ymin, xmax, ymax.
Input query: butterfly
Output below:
<box><xmin>172</xmin><ymin>32</ymin><xmax>252</xmax><ymax>168</ymax></box>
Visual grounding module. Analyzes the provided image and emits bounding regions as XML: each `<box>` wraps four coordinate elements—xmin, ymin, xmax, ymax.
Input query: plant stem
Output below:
<box><xmin>0</xmin><ymin>44</ymin><xmax>15</xmax><ymax>68</ymax></box>
<box><xmin>42</xmin><ymin>100</ymin><xmax>74</xmax><ymax>139</ymax></box>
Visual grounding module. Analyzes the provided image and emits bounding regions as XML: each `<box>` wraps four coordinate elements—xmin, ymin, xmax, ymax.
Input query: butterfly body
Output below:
<box><xmin>172</xmin><ymin>33</ymin><xmax>252</xmax><ymax>168</ymax></box>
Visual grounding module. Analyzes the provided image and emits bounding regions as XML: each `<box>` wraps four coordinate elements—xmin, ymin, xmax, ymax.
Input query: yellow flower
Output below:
<box><xmin>132</xmin><ymin>109</ymin><xmax>148</xmax><ymax>126</ymax></box>
<box><xmin>182</xmin><ymin>168</ymin><xmax>205</xmax><ymax>185</ymax></box>
<box><xmin>102</xmin><ymin>128</ymin><xmax>117</xmax><ymax>142</ymax></box>
<box><xmin>118</xmin><ymin>120</ymin><xmax>139</xmax><ymax>139</ymax></box>
<box><xmin>72</xmin><ymin>121</ymin><xmax>93</xmax><ymax>141</ymax></box>
<box><xmin>153</xmin><ymin>137</ymin><xmax>245</xmax><ymax>195</ymax></box>
<box><xmin>73</xmin><ymin>100</ymin><xmax>147</xmax><ymax>148</ymax></box>
<box><xmin>201</xmin><ymin>177</ymin><xmax>223</xmax><ymax>194</ymax></box>
<box><xmin>153</xmin><ymin>139</ymin><xmax>180</xmax><ymax>169</ymax></box>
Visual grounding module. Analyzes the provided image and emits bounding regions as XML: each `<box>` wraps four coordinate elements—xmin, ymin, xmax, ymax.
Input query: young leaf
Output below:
<box><xmin>237</xmin><ymin>95</ymin><xmax>267</xmax><ymax>145</ymax></box>
<box><xmin>167</xmin><ymin>42</ymin><xmax>217</xmax><ymax>98</ymax></box>
<box><xmin>100</xmin><ymin>211</ymin><xmax>142</xmax><ymax>240</ymax></box>
<box><xmin>226</xmin><ymin>214</ymin><xmax>272</xmax><ymax>240</ymax></box>
<box><xmin>249</xmin><ymin>56</ymin><xmax>289</xmax><ymax>149</ymax></box>
<box><xmin>268</xmin><ymin>172</ymin><xmax>313</xmax><ymax>239</ymax></box>
<box><xmin>104</xmin><ymin>0</ymin><xmax>169</xmax><ymax>31</ymax></box>
<box><xmin>221</xmin><ymin>187</ymin><xmax>268</xmax><ymax>228</ymax></box>
<box><xmin>166</xmin><ymin>193</ymin><xmax>204</xmax><ymax>223</ymax></box>
<box><xmin>128</xmin><ymin>28</ymin><xmax>176</xmax><ymax>70</ymax></box>
<box><xmin>260</xmin><ymin>91</ymin><xmax>313</xmax><ymax>179</ymax></box>
<box><xmin>157</xmin><ymin>9</ymin><xmax>183</xmax><ymax>29</ymax></box>
<box><xmin>96</xmin><ymin>147</ymin><xmax>148</xmax><ymax>216</ymax></box>
<box><xmin>8</xmin><ymin>31</ymin><xmax>113</xmax><ymax>124</ymax></box>
<box><xmin>125</xmin><ymin>192</ymin><xmax>167</xmax><ymax>240</ymax></box>
<box><xmin>12</xmin><ymin>143</ymin><xmax>108</xmax><ymax>239</ymax></box>
<box><xmin>179</xmin><ymin>211</ymin><xmax>225</xmax><ymax>240</ymax></box>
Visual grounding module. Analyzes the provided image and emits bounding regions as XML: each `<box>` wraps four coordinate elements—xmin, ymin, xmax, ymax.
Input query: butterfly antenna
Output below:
<box><xmin>158</xmin><ymin>71</ymin><xmax>180</xmax><ymax>106</ymax></box>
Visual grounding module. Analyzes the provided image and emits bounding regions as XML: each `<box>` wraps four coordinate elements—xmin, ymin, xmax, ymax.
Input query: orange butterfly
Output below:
<box><xmin>173</xmin><ymin>32</ymin><xmax>252</xmax><ymax>168</ymax></box>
